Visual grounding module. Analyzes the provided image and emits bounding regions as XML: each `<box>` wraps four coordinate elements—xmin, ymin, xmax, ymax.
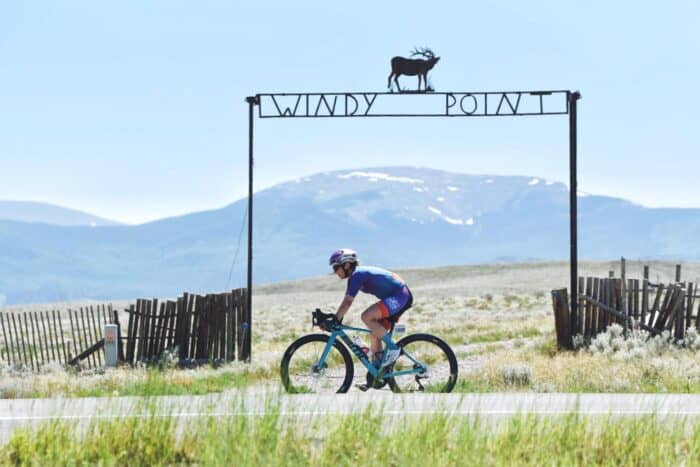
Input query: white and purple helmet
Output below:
<box><xmin>329</xmin><ymin>248</ymin><xmax>358</xmax><ymax>268</ymax></box>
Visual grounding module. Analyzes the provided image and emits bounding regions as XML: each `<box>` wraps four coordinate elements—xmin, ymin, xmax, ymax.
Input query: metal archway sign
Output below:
<box><xmin>244</xmin><ymin>88</ymin><xmax>582</xmax><ymax>354</ymax></box>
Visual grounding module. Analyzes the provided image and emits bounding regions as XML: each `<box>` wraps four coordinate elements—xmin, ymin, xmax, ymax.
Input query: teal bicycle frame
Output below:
<box><xmin>320</xmin><ymin>323</ymin><xmax>427</xmax><ymax>379</ymax></box>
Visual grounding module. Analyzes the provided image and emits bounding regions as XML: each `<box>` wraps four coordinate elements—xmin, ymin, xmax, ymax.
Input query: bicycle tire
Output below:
<box><xmin>280</xmin><ymin>334</ymin><xmax>354</xmax><ymax>394</ymax></box>
<box><xmin>388</xmin><ymin>333</ymin><xmax>458</xmax><ymax>393</ymax></box>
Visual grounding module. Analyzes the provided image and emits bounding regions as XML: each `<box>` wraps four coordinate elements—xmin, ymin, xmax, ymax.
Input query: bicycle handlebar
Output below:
<box><xmin>312</xmin><ymin>309</ymin><xmax>341</xmax><ymax>330</ymax></box>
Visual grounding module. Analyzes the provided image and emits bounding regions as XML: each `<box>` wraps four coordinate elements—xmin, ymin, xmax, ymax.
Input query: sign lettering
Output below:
<box><xmin>258</xmin><ymin>91</ymin><xmax>568</xmax><ymax>118</ymax></box>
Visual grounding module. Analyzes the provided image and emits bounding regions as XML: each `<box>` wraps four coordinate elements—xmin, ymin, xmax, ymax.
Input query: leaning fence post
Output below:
<box><xmin>676</xmin><ymin>264</ymin><xmax>682</xmax><ymax>283</ymax></box>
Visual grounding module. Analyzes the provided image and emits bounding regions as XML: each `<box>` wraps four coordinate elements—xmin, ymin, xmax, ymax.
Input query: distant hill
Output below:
<box><xmin>0</xmin><ymin>167</ymin><xmax>698</xmax><ymax>305</ymax></box>
<box><xmin>0</xmin><ymin>201</ymin><xmax>123</xmax><ymax>226</ymax></box>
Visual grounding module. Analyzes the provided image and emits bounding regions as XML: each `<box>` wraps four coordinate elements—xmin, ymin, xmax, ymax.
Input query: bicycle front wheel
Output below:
<box><xmin>388</xmin><ymin>333</ymin><xmax>458</xmax><ymax>393</ymax></box>
<box><xmin>280</xmin><ymin>334</ymin><xmax>354</xmax><ymax>394</ymax></box>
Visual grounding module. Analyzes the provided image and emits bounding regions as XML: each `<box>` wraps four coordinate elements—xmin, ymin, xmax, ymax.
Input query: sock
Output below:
<box><xmin>382</xmin><ymin>333</ymin><xmax>398</xmax><ymax>350</ymax></box>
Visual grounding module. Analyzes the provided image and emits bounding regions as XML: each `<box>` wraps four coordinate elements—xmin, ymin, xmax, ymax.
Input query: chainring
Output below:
<box><xmin>365</xmin><ymin>364</ymin><xmax>395</xmax><ymax>390</ymax></box>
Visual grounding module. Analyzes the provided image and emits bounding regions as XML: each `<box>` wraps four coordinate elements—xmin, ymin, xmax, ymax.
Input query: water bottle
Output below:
<box><xmin>352</xmin><ymin>335</ymin><xmax>372</xmax><ymax>357</ymax></box>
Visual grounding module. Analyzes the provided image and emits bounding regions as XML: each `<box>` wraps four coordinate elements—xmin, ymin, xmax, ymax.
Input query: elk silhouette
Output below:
<box><xmin>387</xmin><ymin>47</ymin><xmax>440</xmax><ymax>92</ymax></box>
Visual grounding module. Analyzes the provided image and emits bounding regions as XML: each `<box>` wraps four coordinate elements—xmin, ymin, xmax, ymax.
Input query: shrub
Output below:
<box><xmin>501</xmin><ymin>364</ymin><xmax>532</xmax><ymax>386</ymax></box>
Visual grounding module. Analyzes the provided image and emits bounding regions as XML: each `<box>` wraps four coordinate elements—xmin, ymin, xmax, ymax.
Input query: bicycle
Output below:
<box><xmin>280</xmin><ymin>309</ymin><xmax>458</xmax><ymax>393</ymax></box>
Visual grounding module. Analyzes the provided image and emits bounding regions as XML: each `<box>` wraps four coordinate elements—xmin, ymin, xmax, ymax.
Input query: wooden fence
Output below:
<box><xmin>0</xmin><ymin>288</ymin><xmax>251</xmax><ymax>371</ymax></box>
<box><xmin>552</xmin><ymin>262</ymin><xmax>699</xmax><ymax>349</ymax></box>
<box><xmin>0</xmin><ymin>305</ymin><xmax>118</xmax><ymax>370</ymax></box>
<box><xmin>123</xmin><ymin>289</ymin><xmax>250</xmax><ymax>365</ymax></box>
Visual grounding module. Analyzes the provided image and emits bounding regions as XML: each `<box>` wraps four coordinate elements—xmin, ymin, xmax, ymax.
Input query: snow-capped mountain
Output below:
<box><xmin>1</xmin><ymin>167</ymin><xmax>698</xmax><ymax>304</ymax></box>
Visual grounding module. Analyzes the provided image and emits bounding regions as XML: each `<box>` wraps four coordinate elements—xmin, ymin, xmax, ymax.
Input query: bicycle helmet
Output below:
<box><xmin>329</xmin><ymin>248</ymin><xmax>358</xmax><ymax>268</ymax></box>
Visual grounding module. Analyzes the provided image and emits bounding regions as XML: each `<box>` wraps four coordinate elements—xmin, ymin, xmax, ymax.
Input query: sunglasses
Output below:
<box><xmin>332</xmin><ymin>264</ymin><xmax>342</xmax><ymax>272</ymax></box>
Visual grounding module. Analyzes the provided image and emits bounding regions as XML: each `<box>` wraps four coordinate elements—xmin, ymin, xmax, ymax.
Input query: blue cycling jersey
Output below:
<box><xmin>346</xmin><ymin>266</ymin><xmax>406</xmax><ymax>300</ymax></box>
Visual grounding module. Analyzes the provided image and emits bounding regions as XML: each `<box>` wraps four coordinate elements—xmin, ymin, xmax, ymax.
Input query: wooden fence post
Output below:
<box><xmin>29</xmin><ymin>312</ymin><xmax>41</xmax><ymax>369</ymax></box>
<box><xmin>183</xmin><ymin>293</ymin><xmax>194</xmax><ymax>360</ymax></box>
<box><xmin>174</xmin><ymin>296</ymin><xmax>184</xmax><ymax>360</ymax></box>
<box><xmin>621</xmin><ymin>258</ymin><xmax>628</xmax><ymax>336</ymax></box>
<box><xmin>0</xmin><ymin>312</ymin><xmax>10</xmax><ymax>365</ymax></box>
<box><xmin>551</xmin><ymin>288</ymin><xmax>573</xmax><ymax>350</ymax></box>
<box><xmin>22</xmin><ymin>313</ymin><xmax>35</xmax><ymax>371</ymax></box>
<box><xmin>687</xmin><ymin>283</ymin><xmax>696</xmax><ymax>331</ymax></box>
<box><xmin>136</xmin><ymin>300</ymin><xmax>146</xmax><ymax>362</ymax></box>
<box><xmin>232</xmin><ymin>290</ymin><xmax>238</xmax><ymax>361</ymax></box>
<box><xmin>89</xmin><ymin>306</ymin><xmax>102</xmax><ymax>367</ymax></box>
<box><xmin>241</xmin><ymin>287</ymin><xmax>251</xmax><ymax>361</ymax></box>
<box><xmin>165</xmin><ymin>301</ymin><xmax>176</xmax><ymax>351</ymax></box>
<box><xmin>12</xmin><ymin>313</ymin><xmax>27</xmax><ymax>370</ymax></box>
<box><xmin>56</xmin><ymin>310</ymin><xmax>66</xmax><ymax>364</ymax></box>
<box><xmin>8</xmin><ymin>313</ymin><xmax>17</xmax><ymax>365</ymax></box>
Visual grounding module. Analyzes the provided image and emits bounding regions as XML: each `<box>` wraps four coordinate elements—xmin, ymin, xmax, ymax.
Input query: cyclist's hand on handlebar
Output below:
<box><xmin>319</xmin><ymin>315</ymin><xmax>342</xmax><ymax>332</ymax></box>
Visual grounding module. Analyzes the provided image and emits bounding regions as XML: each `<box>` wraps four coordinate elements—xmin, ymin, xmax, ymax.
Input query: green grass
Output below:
<box><xmin>534</xmin><ymin>338</ymin><xmax>559</xmax><ymax>357</ymax></box>
<box><xmin>436</xmin><ymin>323</ymin><xmax>542</xmax><ymax>347</ymax></box>
<box><xmin>75</xmin><ymin>369</ymin><xmax>266</xmax><ymax>397</ymax></box>
<box><xmin>4</xmin><ymin>408</ymin><xmax>700</xmax><ymax>465</ymax></box>
<box><xmin>268</xmin><ymin>328</ymin><xmax>304</xmax><ymax>344</ymax></box>
<box><xmin>468</xmin><ymin>326</ymin><xmax>542</xmax><ymax>344</ymax></box>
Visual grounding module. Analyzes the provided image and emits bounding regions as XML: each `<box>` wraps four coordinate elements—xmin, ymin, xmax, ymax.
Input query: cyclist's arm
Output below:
<box><xmin>336</xmin><ymin>295</ymin><xmax>354</xmax><ymax>321</ymax></box>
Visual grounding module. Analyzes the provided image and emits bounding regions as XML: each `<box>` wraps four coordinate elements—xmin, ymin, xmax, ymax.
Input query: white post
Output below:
<box><xmin>104</xmin><ymin>324</ymin><xmax>118</xmax><ymax>368</ymax></box>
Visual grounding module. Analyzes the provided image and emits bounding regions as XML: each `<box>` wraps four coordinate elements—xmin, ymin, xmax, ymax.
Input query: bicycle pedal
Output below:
<box><xmin>355</xmin><ymin>383</ymin><xmax>370</xmax><ymax>392</ymax></box>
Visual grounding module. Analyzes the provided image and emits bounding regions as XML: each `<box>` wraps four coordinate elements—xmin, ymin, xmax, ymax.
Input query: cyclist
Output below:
<box><xmin>328</xmin><ymin>248</ymin><xmax>413</xmax><ymax>369</ymax></box>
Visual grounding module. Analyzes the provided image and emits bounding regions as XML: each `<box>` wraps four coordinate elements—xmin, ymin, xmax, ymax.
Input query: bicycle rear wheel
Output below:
<box><xmin>388</xmin><ymin>333</ymin><xmax>458</xmax><ymax>393</ymax></box>
<box><xmin>280</xmin><ymin>334</ymin><xmax>354</xmax><ymax>394</ymax></box>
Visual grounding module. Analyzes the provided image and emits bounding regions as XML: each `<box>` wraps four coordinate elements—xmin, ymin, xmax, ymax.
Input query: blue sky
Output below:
<box><xmin>1</xmin><ymin>1</ymin><xmax>698</xmax><ymax>224</ymax></box>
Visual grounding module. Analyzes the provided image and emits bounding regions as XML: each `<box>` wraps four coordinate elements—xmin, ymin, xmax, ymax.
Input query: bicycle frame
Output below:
<box><xmin>319</xmin><ymin>324</ymin><xmax>426</xmax><ymax>379</ymax></box>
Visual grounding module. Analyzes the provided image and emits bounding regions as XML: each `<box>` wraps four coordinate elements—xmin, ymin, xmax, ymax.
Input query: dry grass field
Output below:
<box><xmin>3</xmin><ymin>260</ymin><xmax>700</xmax><ymax>397</ymax></box>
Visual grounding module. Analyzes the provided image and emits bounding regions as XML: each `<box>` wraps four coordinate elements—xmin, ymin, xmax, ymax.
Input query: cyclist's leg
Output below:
<box><xmin>361</xmin><ymin>304</ymin><xmax>392</xmax><ymax>366</ymax></box>
<box><xmin>361</xmin><ymin>303</ymin><xmax>389</xmax><ymax>345</ymax></box>
<box><xmin>369</xmin><ymin>333</ymin><xmax>382</xmax><ymax>356</ymax></box>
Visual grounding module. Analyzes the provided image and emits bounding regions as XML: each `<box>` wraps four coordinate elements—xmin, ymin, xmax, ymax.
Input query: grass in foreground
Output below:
<box><xmin>3</xmin><ymin>408</ymin><xmax>700</xmax><ymax>466</ymax></box>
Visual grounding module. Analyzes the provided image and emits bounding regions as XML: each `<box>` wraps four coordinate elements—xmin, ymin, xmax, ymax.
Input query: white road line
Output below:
<box><xmin>5</xmin><ymin>409</ymin><xmax>700</xmax><ymax>421</ymax></box>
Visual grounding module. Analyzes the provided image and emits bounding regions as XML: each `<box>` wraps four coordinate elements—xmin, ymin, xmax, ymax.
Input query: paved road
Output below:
<box><xmin>3</xmin><ymin>392</ymin><xmax>700</xmax><ymax>443</ymax></box>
